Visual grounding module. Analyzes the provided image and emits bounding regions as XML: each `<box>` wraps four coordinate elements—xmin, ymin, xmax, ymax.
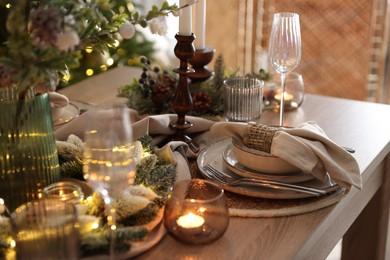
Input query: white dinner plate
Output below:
<box><xmin>53</xmin><ymin>103</ymin><xmax>80</xmax><ymax>126</ymax></box>
<box><xmin>197</xmin><ymin>138</ymin><xmax>338</xmax><ymax>199</ymax></box>
<box><xmin>222</xmin><ymin>144</ymin><xmax>313</xmax><ymax>184</ymax></box>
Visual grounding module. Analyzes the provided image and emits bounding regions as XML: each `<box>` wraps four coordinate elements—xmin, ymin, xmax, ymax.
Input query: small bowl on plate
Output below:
<box><xmin>231</xmin><ymin>138</ymin><xmax>300</xmax><ymax>174</ymax></box>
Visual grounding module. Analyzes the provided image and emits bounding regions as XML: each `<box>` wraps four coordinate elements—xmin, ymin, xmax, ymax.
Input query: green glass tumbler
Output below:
<box><xmin>0</xmin><ymin>88</ymin><xmax>60</xmax><ymax>212</ymax></box>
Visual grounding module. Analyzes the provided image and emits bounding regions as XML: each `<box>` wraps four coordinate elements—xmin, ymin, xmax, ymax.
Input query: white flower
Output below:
<box><xmin>56</xmin><ymin>27</ymin><xmax>80</xmax><ymax>52</ymax></box>
<box><xmin>148</xmin><ymin>16</ymin><xmax>168</xmax><ymax>36</ymax></box>
<box><xmin>119</xmin><ymin>21</ymin><xmax>135</xmax><ymax>40</ymax></box>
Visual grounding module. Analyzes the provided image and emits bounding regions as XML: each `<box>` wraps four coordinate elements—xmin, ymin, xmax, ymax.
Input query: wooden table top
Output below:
<box><xmin>60</xmin><ymin>66</ymin><xmax>390</xmax><ymax>259</ymax></box>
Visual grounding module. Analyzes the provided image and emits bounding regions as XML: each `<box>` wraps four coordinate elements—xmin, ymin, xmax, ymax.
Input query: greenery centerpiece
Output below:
<box><xmin>118</xmin><ymin>56</ymin><xmax>272</xmax><ymax>118</ymax></box>
<box><xmin>0</xmin><ymin>0</ymin><xmax>181</xmax><ymax>221</ymax></box>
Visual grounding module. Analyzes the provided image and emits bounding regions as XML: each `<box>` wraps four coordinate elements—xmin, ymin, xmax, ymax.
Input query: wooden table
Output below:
<box><xmin>60</xmin><ymin>66</ymin><xmax>390</xmax><ymax>260</ymax></box>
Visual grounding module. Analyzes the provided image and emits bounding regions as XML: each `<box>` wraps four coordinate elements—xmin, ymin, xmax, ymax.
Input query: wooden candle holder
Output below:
<box><xmin>189</xmin><ymin>47</ymin><xmax>215</xmax><ymax>82</ymax></box>
<box><xmin>170</xmin><ymin>33</ymin><xmax>199</xmax><ymax>153</ymax></box>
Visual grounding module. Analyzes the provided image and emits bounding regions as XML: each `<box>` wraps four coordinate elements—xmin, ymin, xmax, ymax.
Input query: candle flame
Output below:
<box><xmin>177</xmin><ymin>212</ymin><xmax>205</xmax><ymax>229</ymax></box>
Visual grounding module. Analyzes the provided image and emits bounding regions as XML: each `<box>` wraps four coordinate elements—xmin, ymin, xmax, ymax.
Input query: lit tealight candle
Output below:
<box><xmin>177</xmin><ymin>212</ymin><xmax>205</xmax><ymax>229</ymax></box>
<box><xmin>275</xmin><ymin>91</ymin><xmax>294</xmax><ymax>104</ymax></box>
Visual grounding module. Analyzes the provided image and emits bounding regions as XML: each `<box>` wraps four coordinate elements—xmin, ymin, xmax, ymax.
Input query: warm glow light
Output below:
<box><xmin>106</xmin><ymin>58</ymin><xmax>114</xmax><ymax>66</ymax></box>
<box><xmin>86</xmin><ymin>69</ymin><xmax>94</xmax><ymax>76</ymax></box>
<box><xmin>85</xmin><ymin>46</ymin><xmax>93</xmax><ymax>53</ymax></box>
<box><xmin>198</xmin><ymin>207</ymin><xmax>206</xmax><ymax>213</ymax></box>
<box><xmin>113</xmin><ymin>40</ymin><xmax>120</xmax><ymax>47</ymax></box>
<box><xmin>275</xmin><ymin>91</ymin><xmax>294</xmax><ymax>102</ymax></box>
<box><xmin>10</xmin><ymin>240</ymin><xmax>16</xmax><ymax>248</ymax></box>
<box><xmin>177</xmin><ymin>213</ymin><xmax>205</xmax><ymax>229</ymax></box>
<box><xmin>62</xmin><ymin>73</ymin><xmax>70</xmax><ymax>82</ymax></box>
<box><xmin>100</xmin><ymin>65</ymin><xmax>108</xmax><ymax>71</ymax></box>
<box><xmin>91</xmin><ymin>222</ymin><xmax>99</xmax><ymax>229</ymax></box>
<box><xmin>143</xmin><ymin>151</ymin><xmax>151</xmax><ymax>158</ymax></box>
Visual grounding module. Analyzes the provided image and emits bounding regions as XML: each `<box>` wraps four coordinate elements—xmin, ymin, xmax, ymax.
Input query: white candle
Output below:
<box><xmin>177</xmin><ymin>212</ymin><xmax>205</xmax><ymax>228</ymax></box>
<box><xmin>195</xmin><ymin>0</ymin><xmax>206</xmax><ymax>49</ymax></box>
<box><xmin>179</xmin><ymin>0</ymin><xmax>192</xmax><ymax>36</ymax></box>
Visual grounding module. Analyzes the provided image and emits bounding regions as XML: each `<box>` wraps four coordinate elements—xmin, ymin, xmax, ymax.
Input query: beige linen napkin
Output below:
<box><xmin>49</xmin><ymin>92</ymin><xmax>69</xmax><ymax>108</ymax></box>
<box><xmin>49</xmin><ymin>92</ymin><xmax>69</xmax><ymax>121</ymax></box>
<box><xmin>56</xmin><ymin>108</ymin><xmax>215</xmax><ymax>181</ymax></box>
<box><xmin>210</xmin><ymin>121</ymin><xmax>362</xmax><ymax>190</ymax></box>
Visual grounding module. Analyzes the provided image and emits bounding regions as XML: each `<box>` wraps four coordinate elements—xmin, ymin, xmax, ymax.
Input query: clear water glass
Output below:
<box><xmin>223</xmin><ymin>77</ymin><xmax>264</xmax><ymax>122</ymax></box>
<box><xmin>10</xmin><ymin>199</ymin><xmax>79</xmax><ymax>259</ymax></box>
<box><xmin>83</xmin><ymin>104</ymin><xmax>136</xmax><ymax>258</ymax></box>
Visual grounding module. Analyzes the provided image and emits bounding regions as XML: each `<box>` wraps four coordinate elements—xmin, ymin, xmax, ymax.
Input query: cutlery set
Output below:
<box><xmin>202</xmin><ymin>164</ymin><xmax>327</xmax><ymax>196</ymax></box>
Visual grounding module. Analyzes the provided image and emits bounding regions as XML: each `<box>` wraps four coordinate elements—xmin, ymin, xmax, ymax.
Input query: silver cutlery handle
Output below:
<box><xmin>244</xmin><ymin>178</ymin><xmax>327</xmax><ymax>195</ymax></box>
<box><xmin>236</xmin><ymin>180</ymin><xmax>324</xmax><ymax>196</ymax></box>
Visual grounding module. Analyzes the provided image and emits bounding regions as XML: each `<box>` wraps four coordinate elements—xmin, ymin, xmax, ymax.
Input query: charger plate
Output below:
<box><xmin>195</xmin><ymin>139</ymin><xmax>347</xmax><ymax>217</ymax></box>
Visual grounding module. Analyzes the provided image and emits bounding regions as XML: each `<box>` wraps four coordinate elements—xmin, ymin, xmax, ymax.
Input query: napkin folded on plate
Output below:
<box><xmin>49</xmin><ymin>92</ymin><xmax>69</xmax><ymax>121</ymax></box>
<box><xmin>55</xmin><ymin>108</ymin><xmax>215</xmax><ymax>182</ymax></box>
<box><xmin>49</xmin><ymin>92</ymin><xmax>69</xmax><ymax>109</ymax></box>
<box><xmin>210</xmin><ymin>121</ymin><xmax>362</xmax><ymax>190</ymax></box>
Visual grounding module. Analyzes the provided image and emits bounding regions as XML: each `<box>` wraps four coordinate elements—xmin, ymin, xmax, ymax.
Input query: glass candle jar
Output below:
<box><xmin>42</xmin><ymin>181</ymin><xmax>84</xmax><ymax>205</ymax></box>
<box><xmin>264</xmin><ymin>72</ymin><xmax>305</xmax><ymax>111</ymax></box>
<box><xmin>163</xmin><ymin>179</ymin><xmax>229</xmax><ymax>244</ymax></box>
<box><xmin>11</xmin><ymin>199</ymin><xmax>79</xmax><ymax>259</ymax></box>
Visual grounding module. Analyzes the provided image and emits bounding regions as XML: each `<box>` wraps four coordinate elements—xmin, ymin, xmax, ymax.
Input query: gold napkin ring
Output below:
<box><xmin>243</xmin><ymin>123</ymin><xmax>278</xmax><ymax>153</ymax></box>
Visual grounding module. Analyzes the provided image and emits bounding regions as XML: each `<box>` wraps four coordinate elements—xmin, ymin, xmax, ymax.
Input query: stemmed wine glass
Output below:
<box><xmin>83</xmin><ymin>104</ymin><xmax>136</xmax><ymax>259</ymax></box>
<box><xmin>269</xmin><ymin>12</ymin><xmax>301</xmax><ymax>126</ymax></box>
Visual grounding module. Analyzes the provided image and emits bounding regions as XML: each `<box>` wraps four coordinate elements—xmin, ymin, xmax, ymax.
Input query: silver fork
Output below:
<box><xmin>203</xmin><ymin>164</ymin><xmax>326</xmax><ymax>196</ymax></box>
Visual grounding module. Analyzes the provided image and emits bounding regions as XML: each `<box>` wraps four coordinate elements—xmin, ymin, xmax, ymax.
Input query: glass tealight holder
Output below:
<box><xmin>163</xmin><ymin>179</ymin><xmax>229</xmax><ymax>244</ymax></box>
<box><xmin>10</xmin><ymin>199</ymin><xmax>80</xmax><ymax>259</ymax></box>
<box><xmin>264</xmin><ymin>72</ymin><xmax>305</xmax><ymax>111</ymax></box>
<box><xmin>42</xmin><ymin>181</ymin><xmax>84</xmax><ymax>205</ymax></box>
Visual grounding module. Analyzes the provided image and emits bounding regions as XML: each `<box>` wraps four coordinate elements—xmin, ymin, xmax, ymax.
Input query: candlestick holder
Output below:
<box><xmin>170</xmin><ymin>33</ymin><xmax>199</xmax><ymax>153</ymax></box>
<box><xmin>189</xmin><ymin>47</ymin><xmax>215</xmax><ymax>82</ymax></box>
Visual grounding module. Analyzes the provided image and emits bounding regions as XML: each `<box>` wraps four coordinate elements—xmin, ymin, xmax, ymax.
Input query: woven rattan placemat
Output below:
<box><xmin>190</xmin><ymin>161</ymin><xmax>347</xmax><ymax>218</ymax></box>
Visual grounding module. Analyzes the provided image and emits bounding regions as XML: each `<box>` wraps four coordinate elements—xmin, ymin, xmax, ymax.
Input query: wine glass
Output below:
<box><xmin>269</xmin><ymin>12</ymin><xmax>301</xmax><ymax>126</ymax></box>
<box><xmin>83</xmin><ymin>104</ymin><xmax>136</xmax><ymax>258</ymax></box>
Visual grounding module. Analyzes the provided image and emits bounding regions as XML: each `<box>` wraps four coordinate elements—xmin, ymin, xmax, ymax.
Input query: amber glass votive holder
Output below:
<box><xmin>163</xmin><ymin>179</ymin><xmax>229</xmax><ymax>244</ymax></box>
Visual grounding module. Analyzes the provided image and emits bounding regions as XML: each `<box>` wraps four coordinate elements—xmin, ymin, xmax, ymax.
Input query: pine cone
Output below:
<box><xmin>151</xmin><ymin>83</ymin><xmax>173</xmax><ymax>105</ymax></box>
<box><xmin>160</xmin><ymin>74</ymin><xmax>176</xmax><ymax>91</ymax></box>
<box><xmin>192</xmin><ymin>92</ymin><xmax>212</xmax><ymax>113</ymax></box>
<box><xmin>30</xmin><ymin>7</ymin><xmax>62</xmax><ymax>45</ymax></box>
